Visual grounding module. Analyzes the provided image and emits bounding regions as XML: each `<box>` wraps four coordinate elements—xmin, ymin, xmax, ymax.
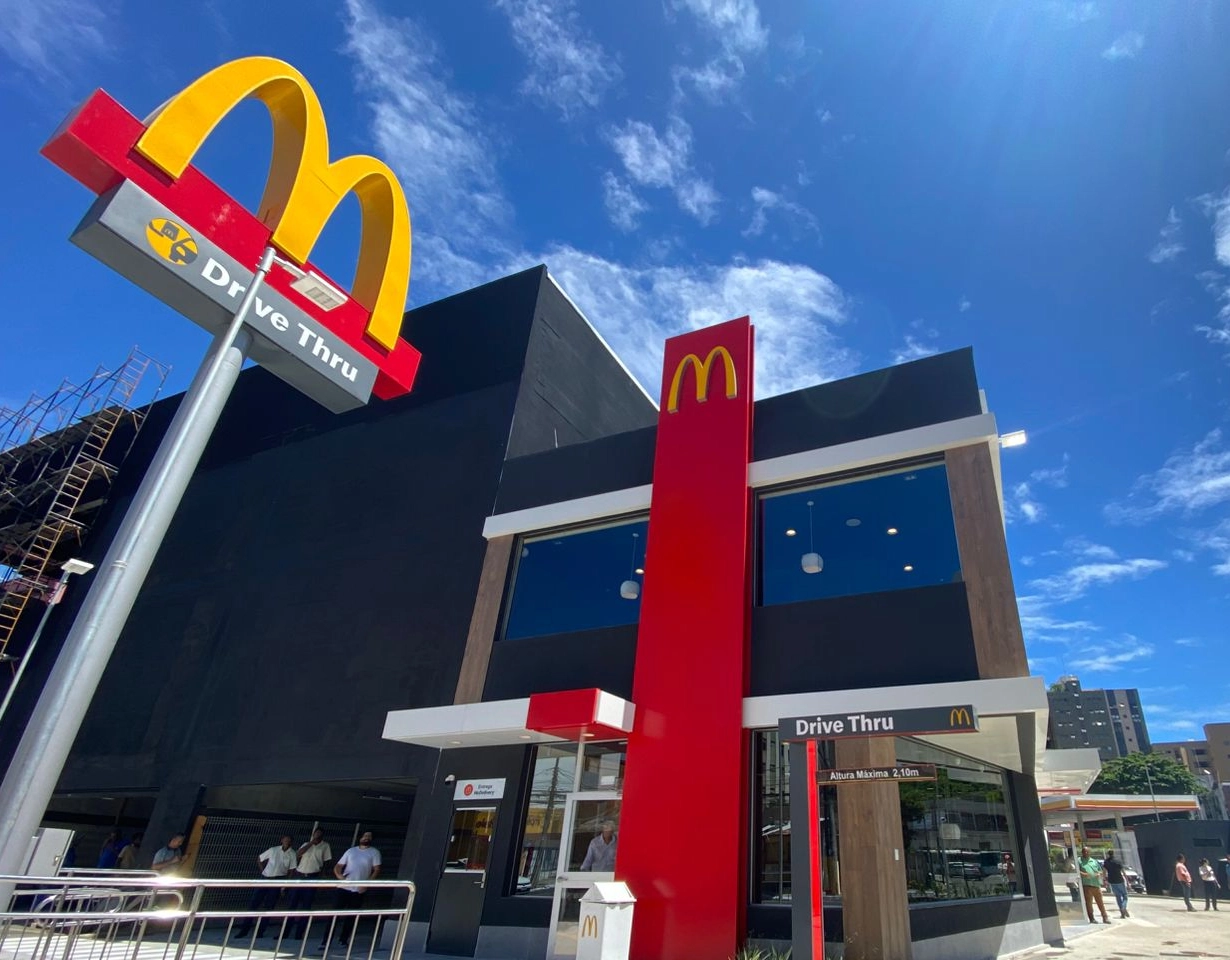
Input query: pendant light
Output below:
<box><xmin>801</xmin><ymin>500</ymin><xmax>822</xmax><ymax>574</ymax></box>
<box><xmin>620</xmin><ymin>531</ymin><xmax>641</xmax><ymax>599</ymax></box>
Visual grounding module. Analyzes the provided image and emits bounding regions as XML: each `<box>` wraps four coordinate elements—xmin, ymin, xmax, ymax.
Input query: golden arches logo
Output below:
<box><xmin>145</xmin><ymin>218</ymin><xmax>198</xmax><ymax>266</ymax></box>
<box><xmin>666</xmin><ymin>346</ymin><xmax>737</xmax><ymax>413</ymax></box>
<box><xmin>949</xmin><ymin>707</ymin><xmax>972</xmax><ymax>728</ymax></box>
<box><xmin>581</xmin><ymin>915</ymin><xmax>599</xmax><ymax>938</ymax></box>
<box><xmin>134</xmin><ymin>56</ymin><xmax>410</xmax><ymax>350</ymax></box>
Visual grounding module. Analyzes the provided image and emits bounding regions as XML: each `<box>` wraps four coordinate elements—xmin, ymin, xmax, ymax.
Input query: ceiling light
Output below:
<box><xmin>1000</xmin><ymin>430</ymin><xmax>1027</xmax><ymax>448</ymax></box>
<box><xmin>801</xmin><ymin>553</ymin><xmax>823</xmax><ymax>574</ymax></box>
<box><xmin>887</xmin><ymin>527</ymin><xmax>899</xmax><ymax>536</ymax></box>
<box><xmin>635</xmin><ymin>567</ymin><xmax>644</xmax><ymax>575</ymax></box>
<box><xmin>582</xmin><ymin>732</ymin><xmax>595</xmax><ymax>738</ymax></box>
<box><xmin>448</xmin><ymin>740</ymin><xmax>462</xmax><ymax>745</ymax></box>
<box><xmin>846</xmin><ymin>518</ymin><xmax>861</xmax><ymax>527</ymax></box>
<box><xmin>785</xmin><ymin>529</ymin><xmax>797</xmax><ymax>537</ymax></box>
<box><xmin>620</xmin><ymin>580</ymin><xmax>640</xmax><ymax>600</ymax></box>
<box><xmin>519</xmin><ymin>735</ymin><xmax>532</xmax><ymax>740</ymax></box>
<box><xmin>903</xmin><ymin>564</ymin><xmax>914</xmax><ymax>572</ymax></box>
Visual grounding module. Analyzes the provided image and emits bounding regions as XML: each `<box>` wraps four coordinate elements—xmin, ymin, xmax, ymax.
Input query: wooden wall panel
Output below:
<box><xmin>835</xmin><ymin>737</ymin><xmax>913</xmax><ymax>960</ymax></box>
<box><xmin>946</xmin><ymin>443</ymin><xmax>1029</xmax><ymax>679</ymax></box>
<box><xmin>453</xmin><ymin>535</ymin><xmax>515</xmax><ymax>704</ymax></box>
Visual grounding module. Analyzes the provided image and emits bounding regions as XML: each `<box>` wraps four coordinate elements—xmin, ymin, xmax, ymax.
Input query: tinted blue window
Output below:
<box><xmin>760</xmin><ymin>464</ymin><xmax>961</xmax><ymax>606</ymax></box>
<box><xmin>504</xmin><ymin>519</ymin><xmax>649</xmax><ymax>640</ymax></box>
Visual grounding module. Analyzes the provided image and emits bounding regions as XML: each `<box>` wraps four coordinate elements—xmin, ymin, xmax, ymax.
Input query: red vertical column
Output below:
<box><xmin>616</xmin><ymin>317</ymin><xmax>754</xmax><ymax>960</ymax></box>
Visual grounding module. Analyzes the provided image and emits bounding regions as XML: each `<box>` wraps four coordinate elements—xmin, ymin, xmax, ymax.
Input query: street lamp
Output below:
<box><xmin>0</xmin><ymin>559</ymin><xmax>95</xmax><ymax>726</ymax></box>
<box><xmin>1143</xmin><ymin>758</ymin><xmax>1161</xmax><ymax>823</ymax></box>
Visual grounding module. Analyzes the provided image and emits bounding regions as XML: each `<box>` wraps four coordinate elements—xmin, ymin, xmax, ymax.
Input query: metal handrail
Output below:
<box><xmin>0</xmin><ymin>873</ymin><xmax>416</xmax><ymax>960</ymax></box>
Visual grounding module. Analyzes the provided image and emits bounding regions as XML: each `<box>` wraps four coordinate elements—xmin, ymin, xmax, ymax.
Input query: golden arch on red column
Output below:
<box><xmin>665</xmin><ymin>345</ymin><xmax>738</xmax><ymax>413</ymax></box>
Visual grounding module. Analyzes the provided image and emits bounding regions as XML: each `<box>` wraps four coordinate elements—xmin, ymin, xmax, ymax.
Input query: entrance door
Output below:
<box><xmin>426</xmin><ymin>806</ymin><xmax>498</xmax><ymax>956</ymax></box>
<box><xmin>546</xmin><ymin>791</ymin><xmax>621</xmax><ymax>959</ymax></box>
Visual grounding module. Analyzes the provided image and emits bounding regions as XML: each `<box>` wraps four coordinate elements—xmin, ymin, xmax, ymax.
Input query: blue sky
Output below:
<box><xmin>1</xmin><ymin>1</ymin><xmax>1228</xmax><ymax>742</ymax></box>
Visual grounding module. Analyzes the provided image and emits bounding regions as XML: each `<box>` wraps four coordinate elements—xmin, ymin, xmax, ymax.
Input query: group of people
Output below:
<box><xmin>96</xmin><ymin>831</ymin><xmax>144</xmax><ymax>870</ymax></box>
<box><xmin>231</xmin><ymin>829</ymin><xmax>382</xmax><ymax>949</ymax></box>
<box><xmin>1078</xmin><ymin>845</ymin><xmax>1228</xmax><ymax>923</ymax></box>
<box><xmin>1173</xmin><ymin>852</ymin><xmax>1223</xmax><ymax>912</ymax></box>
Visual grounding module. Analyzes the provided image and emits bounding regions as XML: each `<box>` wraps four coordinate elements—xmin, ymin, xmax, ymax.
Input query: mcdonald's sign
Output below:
<box><xmin>949</xmin><ymin>707</ymin><xmax>973</xmax><ymax>729</ymax></box>
<box><xmin>41</xmin><ymin>56</ymin><xmax>420</xmax><ymax>413</ymax></box>
<box><xmin>580</xmin><ymin>914</ymin><xmax>599</xmax><ymax>938</ymax></box>
<box><xmin>666</xmin><ymin>346</ymin><xmax>738</xmax><ymax>413</ymax></box>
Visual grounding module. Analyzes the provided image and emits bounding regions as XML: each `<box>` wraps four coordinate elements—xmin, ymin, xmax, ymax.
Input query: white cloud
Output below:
<box><xmin>1065</xmin><ymin>537</ymin><xmax>1117</xmax><ymax>561</ymax></box>
<box><xmin>1191</xmin><ymin>518</ymin><xmax>1230</xmax><ymax>577</ymax></box>
<box><xmin>1196</xmin><ymin>192</ymin><xmax>1230</xmax><ymax>348</ymax></box>
<box><xmin>342</xmin><ymin>0</ymin><xmax>511</xmax><ymax>287</ymax></box>
<box><xmin>536</xmin><ymin>248</ymin><xmax>855</xmax><ymax>396</ymax></box>
<box><xmin>601</xmin><ymin>173</ymin><xmax>649</xmax><ymax>233</ymax></box>
<box><xmin>1106</xmin><ymin>429</ymin><xmax>1230</xmax><ymax>522</ymax></box>
<box><xmin>743</xmin><ymin>186</ymin><xmax>819</xmax><ymax>239</ymax></box>
<box><xmin>607</xmin><ymin>117</ymin><xmax>720</xmax><ymax>224</ymax></box>
<box><xmin>1032</xmin><ymin>457</ymin><xmax>1071</xmax><ymax>489</ymax></box>
<box><xmin>1066</xmin><ymin>2</ymin><xmax>1099</xmax><ymax>21</ymax></box>
<box><xmin>1201</xmin><ymin>190</ymin><xmax>1230</xmax><ymax>267</ymax></box>
<box><xmin>958</xmin><ymin>297</ymin><xmax>971</xmax><ymax>312</ymax></box>
<box><xmin>1070</xmin><ymin>641</ymin><xmax>1154</xmax><ymax>672</ymax></box>
<box><xmin>1005</xmin><ymin>481</ymin><xmax>1045</xmax><ymax>524</ymax></box>
<box><xmin>0</xmin><ymin>0</ymin><xmax>109</xmax><ymax>82</ymax></box>
<box><xmin>672</xmin><ymin>55</ymin><xmax>745</xmax><ymax>103</ymax></box>
<box><xmin>1030</xmin><ymin>558</ymin><xmax>1167</xmax><ymax>602</ymax></box>
<box><xmin>891</xmin><ymin>336</ymin><xmax>939</xmax><ymax>366</ymax></box>
<box><xmin>673</xmin><ymin>0</ymin><xmax>767</xmax><ymax>54</ymax></box>
<box><xmin>1175</xmin><ymin>637</ymin><xmax>1201</xmax><ymax>647</ymax></box>
<box><xmin>343</xmin><ymin>0</ymin><xmax>855</xmax><ymax>401</ymax></box>
<box><xmin>495</xmin><ymin>0</ymin><xmax>621</xmax><ymax>120</ymax></box>
<box><xmin>1173</xmin><ymin>548</ymin><xmax>1197</xmax><ymax>563</ymax></box>
<box><xmin>1017</xmin><ymin>595</ymin><xmax>1100</xmax><ymax>645</ymax></box>
<box><xmin>817</xmin><ymin>108</ymin><xmax>834</xmax><ymax>124</ymax></box>
<box><xmin>1102</xmin><ymin>31</ymin><xmax>1144</xmax><ymax>60</ymax></box>
<box><xmin>1147</xmin><ymin>207</ymin><xmax>1185</xmax><ymax>264</ymax></box>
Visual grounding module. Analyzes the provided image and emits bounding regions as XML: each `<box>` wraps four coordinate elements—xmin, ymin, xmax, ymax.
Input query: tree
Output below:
<box><xmin>1090</xmin><ymin>751</ymin><xmax>1205</xmax><ymax>795</ymax></box>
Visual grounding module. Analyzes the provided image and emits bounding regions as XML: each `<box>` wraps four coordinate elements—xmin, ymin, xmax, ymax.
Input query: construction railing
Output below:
<box><xmin>0</xmin><ymin>873</ymin><xmax>415</xmax><ymax>960</ymax></box>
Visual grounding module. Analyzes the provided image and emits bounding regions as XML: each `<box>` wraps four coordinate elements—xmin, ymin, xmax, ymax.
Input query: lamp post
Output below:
<box><xmin>0</xmin><ymin>559</ymin><xmax>95</xmax><ymax>726</ymax></box>
<box><xmin>1143</xmin><ymin>758</ymin><xmax>1161</xmax><ymax>823</ymax></box>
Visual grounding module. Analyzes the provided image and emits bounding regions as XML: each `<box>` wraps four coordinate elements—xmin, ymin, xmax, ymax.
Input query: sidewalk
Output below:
<box><xmin>1015</xmin><ymin>893</ymin><xmax>1230</xmax><ymax>958</ymax></box>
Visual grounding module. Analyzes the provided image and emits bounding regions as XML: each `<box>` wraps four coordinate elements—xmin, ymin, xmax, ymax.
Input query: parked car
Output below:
<box><xmin>1123</xmin><ymin>868</ymin><xmax>1145</xmax><ymax>894</ymax></box>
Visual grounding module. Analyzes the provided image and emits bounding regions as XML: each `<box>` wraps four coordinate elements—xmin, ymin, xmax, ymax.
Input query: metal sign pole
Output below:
<box><xmin>0</xmin><ymin>247</ymin><xmax>276</xmax><ymax>878</ymax></box>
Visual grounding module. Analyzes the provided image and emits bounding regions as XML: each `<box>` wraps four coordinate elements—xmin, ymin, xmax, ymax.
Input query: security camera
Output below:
<box><xmin>444</xmin><ymin>774</ymin><xmax>456</xmax><ymax>783</ymax></box>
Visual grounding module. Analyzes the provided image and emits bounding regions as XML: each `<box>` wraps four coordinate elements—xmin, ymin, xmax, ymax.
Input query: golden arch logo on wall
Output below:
<box><xmin>134</xmin><ymin>56</ymin><xmax>412</xmax><ymax>351</ymax></box>
<box><xmin>949</xmin><ymin>707</ymin><xmax>972</xmax><ymax>729</ymax></box>
<box><xmin>145</xmin><ymin>218</ymin><xmax>198</xmax><ymax>266</ymax></box>
<box><xmin>581</xmin><ymin>915</ymin><xmax>599</xmax><ymax>938</ymax></box>
<box><xmin>666</xmin><ymin>346</ymin><xmax>737</xmax><ymax>413</ymax></box>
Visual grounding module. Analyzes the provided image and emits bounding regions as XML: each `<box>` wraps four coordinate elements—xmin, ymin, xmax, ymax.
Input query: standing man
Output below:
<box><xmin>1102</xmin><ymin>849</ymin><xmax>1129</xmax><ymax>918</ymax></box>
<box><xmin>151</xmin><ymin>834</ymin><xmax>185</xmax><ymax>875</ymax></box>
<box><xmin>320</xmin><ymin>831</ymin><xmax>381</xmax><ymax>949</ymax></box>
<box><xmin>118</xmin><ymin>833</ymin><xmax>142</xmax><ymax>870</ymax></box>
<box><xmin>97</xmin><ymin>831</ymin><xmax>123</xmax><ymax>869</ymax></box>
<box><xmin>287</xmin><ymin>828</ymin><xmax>333</xmax><ymax>939</ymax></box>
<box><xmin>1176</xmin><ymin>854</ymin><xmax>1196</xmax><ymax>912</ymax></box>
<box><xmin>234</xmin><ymin>835</ymin><xmax>298</xmax><ymax>939</ymax></box>
<box><xmin>579</xmin><ymin>821</ymin><xmax>618</xmax><ymax>872</ymax></box>
<box><xmin>998</xmin><ymin>852</ymin><xmax>1017</xmax><ymax>894</ymax></box>
<box><xmin>1078</xmin><ymin>846</ymin><xmax>1110</xmax><ymax>924</ymax></box>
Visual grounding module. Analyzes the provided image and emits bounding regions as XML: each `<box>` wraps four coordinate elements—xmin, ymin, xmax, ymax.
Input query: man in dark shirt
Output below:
<box><xmin>1103</xmin><ymin>851</ymin><xmax>1129</xmax><ymax>918</ymax></box>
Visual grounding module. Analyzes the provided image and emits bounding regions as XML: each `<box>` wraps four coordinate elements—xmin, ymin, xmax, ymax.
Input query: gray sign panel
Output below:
<box><xmin>818</xmin><ymin>763</ymin><xmax>938</xmax><ymax>785</ymax></box>
<box><xmin>779</xmin><ymin>704</ymin><xmax>978</xmax><ymax>742</ymax></box>
<box><xmin>71</xmin><ymin>180</ymin><xmax>378</xmax><ymax>413</ymax></box>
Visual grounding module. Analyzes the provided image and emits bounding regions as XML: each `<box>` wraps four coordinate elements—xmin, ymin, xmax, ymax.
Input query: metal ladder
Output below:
<box><xmin>0</xmin><ymin>356</ymin><xmax>151</xmax><ymax>663</ymax></box>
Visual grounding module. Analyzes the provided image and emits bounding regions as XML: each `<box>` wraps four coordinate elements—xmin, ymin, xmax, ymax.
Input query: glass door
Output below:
<box><xmin>545</xmin><ymin>791</ymin><xmax>622</xmax><ymax>959</ymax></box>
<box><xmin>426</xmin><ymin>806</ymin><xmax>499</xmax><ymax>955</ymax></box>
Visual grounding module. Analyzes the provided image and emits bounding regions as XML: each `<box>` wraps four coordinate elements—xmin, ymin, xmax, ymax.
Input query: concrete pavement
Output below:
<box><xmin>1017</xmin><ymin>893</ymin><xmax>1230</xmax><ymax>958</ymax></box>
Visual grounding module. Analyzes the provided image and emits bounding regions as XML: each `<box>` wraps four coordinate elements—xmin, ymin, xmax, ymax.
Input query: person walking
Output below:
<box><xmin>287</xmin><ymin>828</ymin><xmax>333</xmax><ymax>939</ymax></box>
<box><xmin>1200</xmin><ymin>857</ymin><xmax>1220</xmax><ymax>911</ymax></box>
<box><xmin>1078</xmin><ymin>846</ymin><xmax>1111</xmax><ymax>924</ymax></box>
<box><xmin>234</xmin><ymin>835</ymin><xmax>298</xmax><ymax>938</ymax></box>
<box><xmin>117</xmin><ymin>833</ymin><xmax>141</xmax><ymax>870</ymax></box>
<box><xmin>319</xmin><ymin>832</ymin><xmax>381</xmax><ymax>949</ymax></box>
<box><xmin>1103</xmin><ymin>849</ymin><xmax>1130</xmax><ymax>918</ymax></box>
<box><xmin>1176</xmin><ymin>854</ymin><xmax>1196</xmax><ymax>912</ymax></box>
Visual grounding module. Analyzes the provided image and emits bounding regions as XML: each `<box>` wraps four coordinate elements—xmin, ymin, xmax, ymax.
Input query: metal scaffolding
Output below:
<box><xmin>0</xmin><ymin>348</ymin><xmax>170</xmax><ymax>664</ymax></box>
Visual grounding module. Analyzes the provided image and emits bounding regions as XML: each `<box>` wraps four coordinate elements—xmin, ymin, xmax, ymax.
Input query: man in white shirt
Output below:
<box><xmin>234</xmin><ymin>836</ymin><xmax>298</xmax><ymax>938</ymax></box>
<box><xmin>287</xmin><ymin>829</ymin><xmax>333</xmax><ymax>939</ymax></box>
<box><xmin>320</xmin><ymin>832</ymin><xmax>382</xmax><ymax>948</ymax></box>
